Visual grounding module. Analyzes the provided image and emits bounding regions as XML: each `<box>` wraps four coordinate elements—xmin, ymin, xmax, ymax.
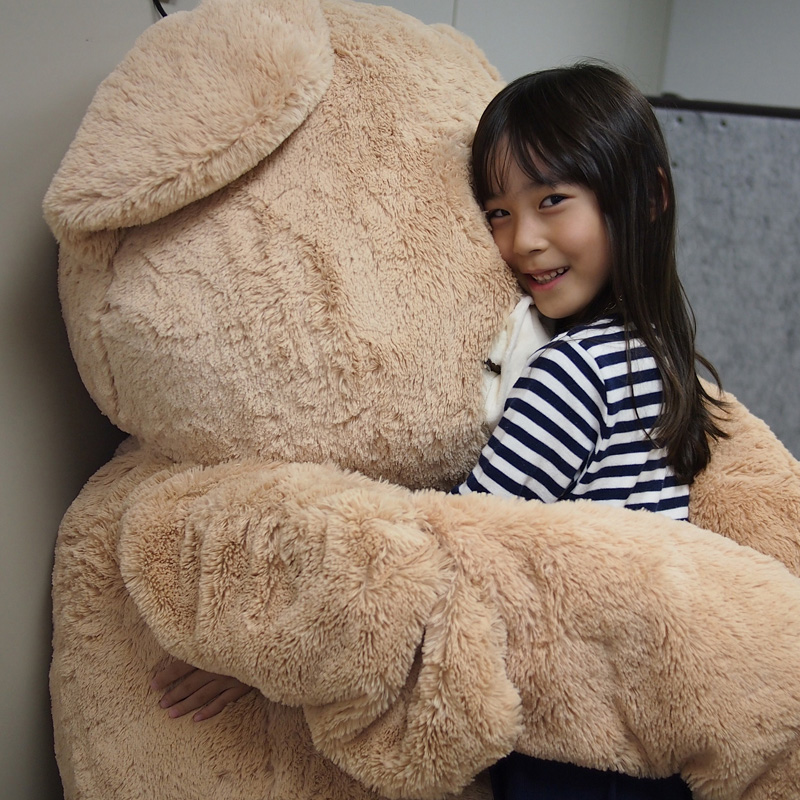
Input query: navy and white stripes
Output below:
<box><xmin>453</xmin><ymin>318</ymin><xmax>689</xmax><ymax>521</ymax></box>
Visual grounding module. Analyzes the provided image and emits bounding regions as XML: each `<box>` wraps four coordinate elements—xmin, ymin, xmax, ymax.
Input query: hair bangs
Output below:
<box><xmin>472</xmin><ymin>85</ymin><xmax>596</xmax><ymax>205</ymax></box>
<box><xmin>506</xmin><ymin>120</ymin><xmax>585</xmax><ymax>189</ymax></box>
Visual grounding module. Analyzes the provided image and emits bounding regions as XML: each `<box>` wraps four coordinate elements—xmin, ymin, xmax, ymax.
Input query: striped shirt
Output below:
<box><xmin>453</xmin><ymin>317</ymin><xmax>689</xmax><ymax>520</ymax></box>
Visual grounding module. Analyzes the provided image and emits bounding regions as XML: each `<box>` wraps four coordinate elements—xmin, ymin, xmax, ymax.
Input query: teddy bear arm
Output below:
<box><xmin>117</xmin><ymin>457</ymin><xmax>522</xmax><ymax>798</ymax></box>
<box><xmin>405</xmin><ymin>492</ymin><xmax>800</xmax><ymax>800</ymax></box>
<box><xmin>119</xmin><ymin>460</ymin><xmax>437</xmax><ymax>701</ymax></box>
<box><xmin>690</xmin><ymin>390</ymin><xmax>800</xmax><ymax>573</ymax></box>
<box><xmin>118</xmin><ymin>454</ymin><xmax>800</xmax><ymax>800</ymax></box>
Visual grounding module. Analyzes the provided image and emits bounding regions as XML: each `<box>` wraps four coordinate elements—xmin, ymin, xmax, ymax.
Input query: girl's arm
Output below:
<box><xmin>453</xmin><ymin>339</ymin><xmax>602</xmax><ymax>500</ymax></box>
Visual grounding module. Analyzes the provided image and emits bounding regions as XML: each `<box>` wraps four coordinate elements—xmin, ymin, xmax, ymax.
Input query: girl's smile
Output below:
<box><xmin>483</xmin><ymin>158</ymin><xmax>611</xmax><ymax>320</ymax></box>
<box><xmin>528</xmin><ymin>266</ymin><xmax>569</xmax><ymax>286</ymax></box>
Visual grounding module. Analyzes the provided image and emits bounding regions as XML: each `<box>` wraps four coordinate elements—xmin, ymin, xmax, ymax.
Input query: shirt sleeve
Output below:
<box><xmin>452</xmin><ymin>338</ymin><xmax>606</xmax><ymax>501</ymax></box>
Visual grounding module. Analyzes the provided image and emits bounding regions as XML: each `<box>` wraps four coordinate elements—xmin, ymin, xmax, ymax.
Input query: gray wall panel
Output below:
<box><xmin>656</xmin><ymin>106</ymin><xmax>800</xmax><ymax>456</ymax></box>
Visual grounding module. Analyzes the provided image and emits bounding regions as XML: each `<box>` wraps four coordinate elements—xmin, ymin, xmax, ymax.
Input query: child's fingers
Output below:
<box><xmin>164</xmin><ymin>678</ymin><xmax>222</xmax><ymax>717</ymax></box>
<box><xmin>150</xmin><ymin>659</ymin><xmax>196</xmax><ymax>691</ymax></box>
<box><xmin>151</xmin><ymin>660</ymin><xmax>254</xmax><ymax>721</ymax></box>
<box><xmin>192</xmin><ymin>684</ymin><xmax>252</xmax><ymax>722</ymax></box>
<box><xmin>159</xmin><ymin>670</ymin><xmax>216</xmax><ymax>710</ymax></box>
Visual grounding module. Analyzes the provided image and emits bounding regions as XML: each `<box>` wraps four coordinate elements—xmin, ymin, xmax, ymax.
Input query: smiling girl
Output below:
<box><xmin>453</xmin><ymin>63</ymin><xmax>728</xmax><ymax>799</ymax></box>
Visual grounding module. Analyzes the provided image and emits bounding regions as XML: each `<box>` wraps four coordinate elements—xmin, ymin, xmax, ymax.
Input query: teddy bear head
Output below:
<box><xmin>44</xmin><ymin>0</ymin><xmax>522</xmax><ymax>490</ymax></box>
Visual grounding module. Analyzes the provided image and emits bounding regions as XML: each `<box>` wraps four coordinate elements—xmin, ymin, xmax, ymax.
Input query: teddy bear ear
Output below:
<box><xmin>44</xmin><ymin>0</ymin><xmax>333</xmax><ymax>243</ymax></box>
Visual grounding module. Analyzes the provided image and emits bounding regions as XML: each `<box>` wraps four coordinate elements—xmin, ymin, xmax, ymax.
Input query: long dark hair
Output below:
<box><xmin>472</xmin><ymin>62</ymin><xmax>727</xmax><ymax>483</ymax></box>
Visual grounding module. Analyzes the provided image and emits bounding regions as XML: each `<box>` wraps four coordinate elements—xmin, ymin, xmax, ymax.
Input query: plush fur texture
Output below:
<box><xmin>45</xmin><ymin>1</ymin><xmax>800</xmax><ymax>799</ymax></box>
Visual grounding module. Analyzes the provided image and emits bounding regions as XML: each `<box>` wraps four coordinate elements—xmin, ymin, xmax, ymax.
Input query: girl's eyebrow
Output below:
<box><xmin>485</xmin><ymin>178</ymin><xmax>558</xmax><ymax>202</ymax></box>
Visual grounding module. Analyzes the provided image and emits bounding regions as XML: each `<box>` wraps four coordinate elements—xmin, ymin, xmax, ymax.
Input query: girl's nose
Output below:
<box><xmin>513</xmin><ymin>217</ymin><xmax>547</xmax><ymax>256</ymax></box>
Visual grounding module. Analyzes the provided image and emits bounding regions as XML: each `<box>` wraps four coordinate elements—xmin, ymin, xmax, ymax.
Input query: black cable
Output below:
<box><xmin>153</xmin><ymin>0</ymin><xmax>168</xmax><ymax>17</ymax></box>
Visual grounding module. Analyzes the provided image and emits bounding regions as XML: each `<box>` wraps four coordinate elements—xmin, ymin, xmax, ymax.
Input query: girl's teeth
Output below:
<box><xmin>532</xmin><ymin>267</ymin><xmax>568</xmax><ymax>284</ymax></box>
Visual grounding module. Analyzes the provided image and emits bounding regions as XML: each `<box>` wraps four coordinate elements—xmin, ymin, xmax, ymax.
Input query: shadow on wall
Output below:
<box><xmin>2</xmin><ymin>230</ymin><xmax>124</xmax><ymax>800</ymax></box>
<box><xmin>17</xmin><ymin>236</ymin><xmax>126</xmax><ymax>489</ymax></box>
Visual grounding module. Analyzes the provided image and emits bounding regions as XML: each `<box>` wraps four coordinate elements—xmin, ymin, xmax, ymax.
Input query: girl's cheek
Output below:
<box><xmin>490</xmin><ymin>228</ymin><xmax>507</xmax><ymax>252</ymax></box>
<box><xmin>498</xmin><ymin>238</ymin><xmax>516</xmax><ymax>266</ymax></box>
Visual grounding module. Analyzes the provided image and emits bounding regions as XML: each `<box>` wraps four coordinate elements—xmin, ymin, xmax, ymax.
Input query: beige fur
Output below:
<box><xmin>45</xmin><ymin>1</ymin><xmax>800</xmax><ymax>798</ymax></box>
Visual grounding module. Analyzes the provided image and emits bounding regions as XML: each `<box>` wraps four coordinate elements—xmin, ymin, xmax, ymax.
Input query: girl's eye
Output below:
<box><xmin>541</xmin><ymin>194</ymin><xmax>567</xmax><ymax>209</ymax></box>
<box><xmin>484</xmin><ymin>208</ymin><xmax>509</xmax><ymax>223</ymax></box>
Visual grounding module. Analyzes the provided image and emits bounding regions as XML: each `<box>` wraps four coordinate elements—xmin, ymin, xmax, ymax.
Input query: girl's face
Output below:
<box><xmin>483</xmin><ymin>156</ymin><xmax>611</xmax><ymax>322</ymax></box>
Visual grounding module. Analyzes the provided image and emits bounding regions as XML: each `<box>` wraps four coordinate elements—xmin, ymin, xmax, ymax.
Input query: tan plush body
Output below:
<box><xmin>44</xmin><ymin>1</ymin><xmax>800</xmax><ymax>798</ymax></box>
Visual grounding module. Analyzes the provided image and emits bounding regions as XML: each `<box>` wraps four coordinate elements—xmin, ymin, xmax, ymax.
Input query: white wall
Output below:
<box><xmin>1</xmin><ymin>1</ymin><xmax>796</xmax><ymax>798</ymax></box>
<box><xmin>386</xmin><ymin>0</ymin><xmax>454</xmax><ymax>25</ymax></box>
<box><xmin>455</xmin><ymin>0</ymin><xmax>672</xmax><ymax>93</ymax></box>
<box><xmin>392</xmin><ymin>0</ymin><xmax>672</xmax><ymax>93</ymax></box>
<box><xmin>395</xmin><ymin>0</ymin><xmax>800</xmax><ymax>108</ymax></box>
<box><xmin>662</xmin><ymin>0</ymin><xmax>800</xmax><ymax>108</ymax></box>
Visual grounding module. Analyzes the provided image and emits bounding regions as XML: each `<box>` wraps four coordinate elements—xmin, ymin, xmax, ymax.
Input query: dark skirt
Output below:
<box><xmin>490</xmin><ymin>752</ymin><xmax>693</xmax><ymax>800</ymax></box>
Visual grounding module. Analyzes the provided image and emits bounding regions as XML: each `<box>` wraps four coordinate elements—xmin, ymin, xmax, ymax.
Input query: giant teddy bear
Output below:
<box><xmin>44</xmin><ymin>1</ymin><xmax>800</xmax><ymax>799</ymax></box>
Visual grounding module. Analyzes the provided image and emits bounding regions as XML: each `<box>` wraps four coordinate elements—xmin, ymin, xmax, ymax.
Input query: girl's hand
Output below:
<box><xmin>151</xmin><ymin>659</ymin><xmax>253</xmax><ymax>721</ymax></box>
